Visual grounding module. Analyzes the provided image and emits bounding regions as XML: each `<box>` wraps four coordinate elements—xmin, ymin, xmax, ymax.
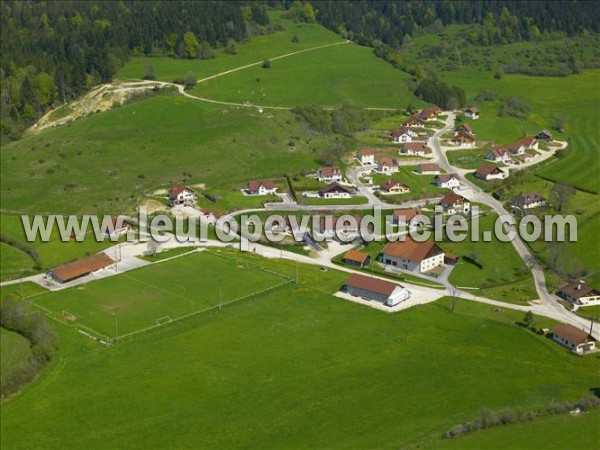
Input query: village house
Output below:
<box><xmin>380</xmin><ymin>179</ymin><xmax>410</xmax><ymax>194</ymax></box>
<box><xmin>435</xmin><ymin>173</ymin><xmax>461</xmax><ymax>189</ymax></box>
<box><xmin>536</xmin><ymin>129</ymin><xmax>554</xmax><ymax>141</ymax></box>
<box><xmin>342</xmin><ymin>250</ymin><xmax>371</xmax><ymax>268</ymax></box>
<box><xmin>452</xmin><ymin>131</ymin><xmax>476</xmax><ymax>148</ymax></box>
<box><xmin>404</xmin><ymin>116</ymin><xmax>426</xmax><ymax>128</ymax></box>
<box><xmin>487</xmin><ymin>147</ymin><xmax>511</xmax><ymax>164</ymax></box>
<box><xmin>382</xmin><ymin>239</ymin><xmax>445</xmax><ymax>273</ymax></box>
<box><xmin>47</xmin><ymin>253</ymin><xmax>115</xmax><ymax>284</ymax></box>
<box><xmin>390</xmin><ymin>126</ymin><xmax>417</xmax><ymax>143</ymax></box>
<box><xmin>455</xmin><ymin>123</ymin><xmax>473</xmax><ymax>134</ymax></box>
<box><xmin>319</xmin><ymin>182</ymin><xmax>353</xmax><ymax>199</ymax></box>
<box><xmin>392</xmin><ymin>208</ymin><xmax>422</xmax><ymax>227</ymax></box>
<box><xmin>464</xmin><ymin>107</ymin><xmax>480</xmax><ymax>120</ymax></box>
<box><xmin>345</xmin><ymin>273</ymin><xmax>411</xmax><ymax>307</ymax></box>
<box><xmin>417</xmin><ymin>163</ymin><xmax>441</xmax><ymax>175</ymax></box>
<box><xmin>417</xmin><ymin>107</ymin><xmax>442</xmax><ymax>121</ymax></box>
<box><xmin>400</xmin><ymin>142</ymin><xmax>432</xmax><ymax>157</ymax></box>
<box><xmin>511</xmin><ymin>192</ymin><xmax>546</xmax><ymax>210</ymax></box>
<box><xmin>474</xmin><ymin>165</ymin><xmax>508</xmax><ymax>181</ymax></box>
<box><xmin>557</xmin><ymin>281</ymin><xmax>600</xmax><ymax>306</ymax></box>
<box><xmin>377</xmin><ymin>157</ymin><xmax>399</xmax><ymax>175</ymax></box>
<box><xmin>169</xmin><ymin>185</ymin><xmax>196</xmax><ymax>207</ymax></box>
<box><xmin>317</xmin><ymin>166</ymin><xmax>343</xmax><ymax>183</ymax></box>
<box><xmin>439</xmin><ymin>192</ymin><xmax>470</xmax><ymax>214</ymax></box>
<box><xmin>506</xmin><ymin>136</ymin><xmax>539</xmax><ymax>155</ymax></box>
<box><xmin>356</xmin><ymin>148</ymin><xmax>376</xmax><ymax>166</ymax></box>
<box><xmin>552</xmin><ymin>324</ymin><xmax>596</xmax><ymax>354</ymax></box>
<box><xmin>246</xmin><ymin>179</ymin><xmax>278</xmax><ymax>195</ymax></box>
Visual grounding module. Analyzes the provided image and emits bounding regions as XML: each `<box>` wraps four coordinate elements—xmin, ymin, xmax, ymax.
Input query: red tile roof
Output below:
<box><xmin>418</xmin><ymin>163</ymin><xmax>440</xmax><ymax>172</ymax></box>
<box><xmin>343</xmin><ymin>250</ymin><xmax>370</xmax><ymax>265</ymax></box>
<box><xmin>319</xmin><ymin>166</ymin><xmax>342</xmax><ymax>177</ymax></box>
<box><xmin>169</xmin><ymin>185</ymin><xmax>192</xmax><ymax>199</ymax></box>
<box><xmin>558</xmin><ymin>282</ymin><xmax>599</xmax><ymax>300</ymax></box>
<box><xmin>393</xmin><ymin>208</ymin><xmax>422</xmax><ymax>221</ymax></box>
<box><xmin>320</xmin><ymin>182</ymin><xmax>352</xmax><ymax>195</ymax></box>
<box><xmin>390</xmin><ymin>126</ymin><xmax>411</xmax><ymax>137</ymax></box>
<box><xmin>475</xmin><ymin>165</ymin><xmax>504</xmax><ymax>177</ymax></box>
<box><xmin>383</xmin><ymin>239</ymin><xmax>443</xmax><ymax>262</ymax></box>
<box><xmin>347</xmin><ymin>273</ymin><xmax>400</xmax><ymax>296</ymax></box>
<box><xmin>50</xmin><ymin>253</ymin><xmax>115</xmax><ymax>283</ymax></box>
<box><xmin>247</xmin><ymin>179</ymin><xmax>276</xmax><ymax>192</ymax></box>
<box><xmin>440</xmin><ymin>192</ymin><xmax>467</xmax><ymax>207</ymax></box>
<box><xmin>553</xmin><ymin>324</ymin><xmax>592</xmax><ymax>345</ymax></box>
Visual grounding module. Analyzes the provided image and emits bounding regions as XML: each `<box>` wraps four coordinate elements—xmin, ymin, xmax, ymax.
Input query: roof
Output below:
<box><xmin>50</xmin><ymin>253</ymin><xmax>115</xmax><ymax>283</ymax></box>
<box><xmin>440</xmin><ymin>192</ymin><xmax>467</xmax><ymax>206</ymax></box>
<box><xmin>318</xmin><ymin>166</ymin><xmax>341</xmax><ymax>177</ymax></box>
<box><xmin>390</xmin><ymin>126</ymin><xmax>410</xmax><ymax>137</ymax></box>
<box><xmin>418</xmin><ymin>107</ymin><xmax>442</xmax><ymax>120</ymax></box>
<box><xmin>357</xmin><ymin>148</ymin><xmax>376</xmax><ymax>156</ymax></box>
<box><xmin>247</xmin><ymin>179</ymin><xmax>276</xmax><ymax>191</ymax></box>
<box><xmin>475</xmin><ymin>165</ymin><xmax>504</xmax><ymax>177</ymax></box>
<box><xmin>404</xmin><ymin>115</ymin><xmax>426</xmax><ymax>124</ymax></box>
<box><xmin>511</xmin><ymin>192</ymin><xmax>545</xmax><ymax>205</ymax></box>
<box><xmin>454</xmin><ymin>131</ymin><xmax>476</xmax><ymax>141</ymax></box>
<box><xmin>383</xmin><ymin>239</ymin><xmax>443</xmax><ymax>262</ymax></box>
<box><xmin>445</xmin><ymin>253</ymin><xmax>459</xmax><ymax>262</ymax></box>
<box><xmin>489</xmin><ymin>147</ymin><xmax>510</xmax><ymax>158</ymax></box>
<box><xmin>393</xmin><ymin>208</ymin><xmax>421</xmax><ymax>221</ymax></box>
<box><xmin>378</xmin><ymin>157</ymin><xmax>397</xmax><ymax>167</ymax></box>
<box><xmin>320</xmin><ymin>182</ymin><xmax>352</xmax><ymax>195</ymax></box>
<box><xmin>536</xmin><ymin>129</ymin><xmax>554</xmax><ymax>139</ymax></box>
<box><xmin>553</xmin><ymin>324</ymin><xmax>593</xmax><ymax>345</ymax></box>
<box><xmin>436</xmin><ymin>173</ymin><xmax>459</xmax><ymax>183</ymax></box>
<box><xmin>346</xmin><ymin>273</ymin><xmax>400</xmax><ymax>297</ymax></box>
<box><xmin>343</xmin><ymin>250</ymin><xmax>370</xmax><ymax>265</ymax></box>
<box><xmin>169</xmin><ymin>185</ymin><xmax>192</xmax><ymax>199</ymax></box>
<box><xmin>506</xmin><ymin>136</ymin><xmax>537</xmax><ymax>152</ymax></box>
<box><xmin>380</xmin><ymin>179</ymin><xmax>399</xmax><ymax>191</ymax></box>
<box><xmin>403</xmin><ymin>142</ymin><xmax>429</xmax><ymax>152</ymax></box>
<box><xmin>465</xmin><ymin>107</ymin><xmax>479</xmax><ymax>114</ymax></box>
<box><xmin>559</xmin><ymin>282</ymin><xmax>599</xmax><ymax>300</ymax></box>
<box><xmin>456</xmin><ymin>123</ymin><xmax>473</xmax><ymax>133</ymax></box>
<box><xmin>418</xmin><ymin>163</ymin><xmax>440</xmax><ymax>172</ymax></box>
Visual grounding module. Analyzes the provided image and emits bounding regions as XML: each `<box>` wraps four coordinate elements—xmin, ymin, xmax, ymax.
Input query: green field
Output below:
<box><xmin>0</xmin><ymin>328</ymin><xmax>32</xmax><ymax>389</ymax></box>
<box><xmin>32</xmin><ymin>250</ymin><xmax>288</xmax><ymax>338</ymax></box>
<box><xmin>0</xmin><ymin>243</ymin><xmax>36</xmax><ymax>281</ymax></box>
<box><xmin>1</xmin><ymin>251</ymin><xmax>598</xmax><ymax>449</ymax></box>
<box><xmin>431</xmin><ymin>408</ymin><xmax>600</xmax><ymax>450</ymax></box>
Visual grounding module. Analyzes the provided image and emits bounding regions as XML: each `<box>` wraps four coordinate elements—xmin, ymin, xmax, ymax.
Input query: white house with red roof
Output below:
<box><xmin>390</xmin><ymin>126</ymin><xmax>417</xmax><ymax>143</ymax></box>
<box><xmin>169</xmin><ymin>185</ymin><xmax>196</xmax><ymax>207</ymax></box>
<box><xmin>317</xmin><ymin>166</ymin><xmax>343</xmax><ymax>183</ymax></box>
<box><xmin>435</xmin><ymin>173</ymin><xmax>461</xmax><ymax>189</ymax></box>
<box><xmin>356</xmin><ymin>149</ymin><xmax>376</xmax><ymax>166</ymax></box>
<box><xmin>377</xmin><ymin>157</ymin><xmax>399</xmax><ymax>175</ymax></box>
<box><xmin>474</xmin><ymin>165</ymin><xmax>508</xmax><ymax>181</ymax></box>
<box><xmin>439</xmin><ymin>192</ymin><xmax>470</xmax><ymax>214</ymax></box>
<box><xmin>246</xmin><ymin>180</ymin><xmax>278</xmax><ymax>195</ymax></box>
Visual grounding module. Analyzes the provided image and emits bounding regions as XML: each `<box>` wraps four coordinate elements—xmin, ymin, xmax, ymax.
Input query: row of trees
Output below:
<box><xmin>0</xmin><ymin>1</ymin><xmax>272</xmax><ymax>143</ymax></box>
<box><xmin>0</xmin><ymin>298</ymin><xmax>58</xmax><ymax>398</ymax></box>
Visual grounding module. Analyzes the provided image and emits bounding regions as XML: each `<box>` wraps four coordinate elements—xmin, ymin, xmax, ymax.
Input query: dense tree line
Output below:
<box><xmin>0</xmin><ymin>298</ymin><xmax>58</xmax><ymax>398</ymax></box>
<box><xmin>0</xmin><ymin>1</ymin><xmax>271</xmax><ymax>143</ymax></box>
<box><xmin>310</xmin><ymin>1</ymin><xmax>600</xmax><ymax>48</ymax></box>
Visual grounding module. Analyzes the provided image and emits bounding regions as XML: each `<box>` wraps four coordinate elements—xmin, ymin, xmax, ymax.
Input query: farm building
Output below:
<box><xmin>382</xmin><ymin>239</ymin><xmax>445</xmax><ymax>273</ymax></box>
<box><xmin>47</xmin><ymin>253</ymin><xmax>115</xmax><ymax>284</ymax></box>
<box><xmin>169</xmin><ymin>185</ymin><xmax>196</xmax><ymax>207</ymax></box>
<box><xmin>342</xmin><ymin>250</ymin><xmax>371</xmax><ymax>268</ymax></box>
<box><xmin>552</xmin><ymin>324</ymin><xmax>596</xmax><ymax>354</ymax></box>
<box><xmin>345</xmin><ymin>273</ymin><xmax>410</xmax><ymax>306</ymax></box>
<box><xmin>557</xmin><ymin>282</ymin><xmax>600</xmax><ymax>306</ymax></box>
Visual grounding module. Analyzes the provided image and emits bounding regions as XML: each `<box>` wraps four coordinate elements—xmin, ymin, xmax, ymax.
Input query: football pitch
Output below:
<box><xmin>32</xmin><ymin>250</ymin><xmax>290</xmax><ymax>340</ymax></box>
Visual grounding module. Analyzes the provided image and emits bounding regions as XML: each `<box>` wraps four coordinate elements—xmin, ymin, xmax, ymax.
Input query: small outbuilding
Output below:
<box><xmin>342</xmin><ymin>250</ymin><xmax>371</xmax><ymax>268</ymax></box>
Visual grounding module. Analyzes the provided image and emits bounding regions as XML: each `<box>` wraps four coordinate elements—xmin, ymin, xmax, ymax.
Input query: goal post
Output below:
<box><xmin>62</xmin><ymin>311</ymin><xmax>77</xmax><ymax>323</ymax></box>
<box><xmin>156</xmin><ymin>316</ymin><xmax>173</xmax><ymax>325</ymax></box>
<box><xmin>236</xmin><ymin>259</ymin><xmax>250</xmax><ymax>269</ymax></box>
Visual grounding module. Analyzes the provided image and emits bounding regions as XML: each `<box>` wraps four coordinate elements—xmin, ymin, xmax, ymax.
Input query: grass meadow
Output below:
<box><xmin>1</xmin><ymin>253</ymin><xmax>598</xmax><ymax>449</ymax></box>
<box><xmin>0</xmin><ymin>328</ymin><xmax>32</xmax><ymax>389</ymax></box>
<box><xmin>32</xmin><ymin>250</ymin><xmax>288</xmax><ymax>338</ymax></box>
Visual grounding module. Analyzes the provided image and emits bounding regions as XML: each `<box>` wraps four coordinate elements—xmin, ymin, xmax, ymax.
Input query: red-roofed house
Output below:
<box><xmin>377</xmin><ymin>157</ymin><xmax>399</xmax><ymax>175</ymax></box>
<box><xmin>487</xmin><ymin>147</ymin><xmax>511</xmax><ymax>164</ymax></box>
<box><xmin>380</xmin><ymin>179</ymin><xmax>409</xmax><ymax>194</ymax></box>
<box><xmin>557</xmin><ymin>281</ymin><xmax>600</xmax><ymax>306</ymax></box>
<box><xmin>390</xmin><ymin>126</ymin><xmax>417</xmax><ymax>143</ymax></box>
<box><xmin>435</xmin><ymin>173</ymin><xmax>461</xmax><ymax>189</ymax></box>
<box><xmin>474</xmin><ymin>165</ymin><xmax>508</xmax><ymax>181</ymax></box>
<box><xmin>342</xmin><ymin>250</ymin><xmax>371</xmax><ymax>268</ymax></box>
<box><xmin>418</xmin><ymin>107</ymin><xmax>442</xmax><ymax>121</ymax></box>
<box><xmin>452</xmin><ymin>131</ymin><xmax>476</xmax><ymax>148</ymax></box>
<box><xmin>382</xmin><ymin>239</ymin><xmax>445</xmax><ymax>273</ymax></box>
<box><xmin>246</xmin><ymin>180</ymin><xmax>278</xmax><ymax>195</ymax></box>
<box><xmin>404</xmin><ymin>116</ymin><xmax>427</xmax><ymax>127</ymax></box>
<box><xmin>356</xmin><ymin>149</ymin><xmax>376</xmax><ymax>166</ymax></box>
<box><xmin>511</xmin><ymin>192</ymin><xmax>546</xmax><ymax>210</ymax></box>
<box><xmin>553</xmin><ymin>324</ymin><xmax>595</xmax><ymax>354</ymax></box>
<box><xmin>317</xmin><ymin>166</ymin><xmax>343</xmax><ymax>183</ymax></box>
<box><xmin>439</xmin><ymin>192</ymin><xmax>470</xmax><ymax>214</ymax></box>
<box><xmin>392</xmin><ymin>208</ymin><xmax>422</xmax><ymax>226</ymax></box>
<box><xmin>417</xmin><ymin>163</ymin><xmax>441</xmax><ymax>175</ymax></box>
<box><xmin>169</xmin><ymin>185</ymin><xmax>196</xmax><ymax>207</ymax></box>
<box><xmin>345</xmin><ymin>273</ymin><xmax>410</xmax><ymax>306</ymax></box>
<box><xmin>400</xmin><ymin>142</ymin><xmax>431</xmax><ymax>156</ymax></box>
<box><xmin>319</xmin><ymin>182</ymin><xmax>352</xmax><ymax>199</ymax></box>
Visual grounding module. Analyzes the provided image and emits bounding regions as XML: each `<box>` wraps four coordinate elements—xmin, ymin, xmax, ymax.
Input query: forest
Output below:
<box><xmin>2</xmin><ymin>0</ymin><xmax>599</xmax><ymax>143</ymax></box>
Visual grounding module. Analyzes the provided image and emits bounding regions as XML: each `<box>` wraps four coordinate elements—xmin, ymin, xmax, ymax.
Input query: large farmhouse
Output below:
<box><xmin>557</xmin><ymin>281</ymin><xmax>600</xmax><ymax>306</ymax></box>
<box><xmin>345</xmin><ymin>273</ymin><xmax>410</xmax><ymax>307</ymax></box>
<box><xmin>382</xmin><ymin>239</ymin><xmax>445</xmax><ymax>273</ymax></box>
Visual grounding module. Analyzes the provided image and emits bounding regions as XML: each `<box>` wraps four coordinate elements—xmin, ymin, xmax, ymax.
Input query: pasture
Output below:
<box><xmin>1</xmin><ymin>254</ymin><xmax>598</xmax><ymax>449</ymax></box>
<box><xmin>31</xmin><ymin>250</ymin><xmax>288</xmax><ymax>339</ymax></box>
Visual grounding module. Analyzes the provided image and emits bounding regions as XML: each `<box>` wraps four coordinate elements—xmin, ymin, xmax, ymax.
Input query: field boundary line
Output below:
<box><xmin>115</xmin><ymin>279</ymin><xmax>293</xmax><ymax>342</ymax></box>
<box><xmin>203</xmin><ymin>249</ymin><xmax>292</xmax><ymax>282</ymax></box>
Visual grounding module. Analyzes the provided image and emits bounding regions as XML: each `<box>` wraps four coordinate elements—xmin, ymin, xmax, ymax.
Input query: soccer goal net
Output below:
<box><xmin>62</xmin><ymin>311</ymin><xmax>78</xmax><ymax>323</ymax></box>
<box><xmin>236</xmin><ymin>259</ymin><xmax>250</xmax><ymax>269</ymax></box>
<box><xmin>156</xmin><ymin>316</ymin><xmax>173</xmax><ymax>326</ymax></box>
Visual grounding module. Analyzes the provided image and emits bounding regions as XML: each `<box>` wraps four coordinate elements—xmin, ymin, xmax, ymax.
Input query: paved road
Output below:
<box><xmin>429</xmin><ymin>112</ymin><xmax>598</xmax><ymax>339</ymax></box>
